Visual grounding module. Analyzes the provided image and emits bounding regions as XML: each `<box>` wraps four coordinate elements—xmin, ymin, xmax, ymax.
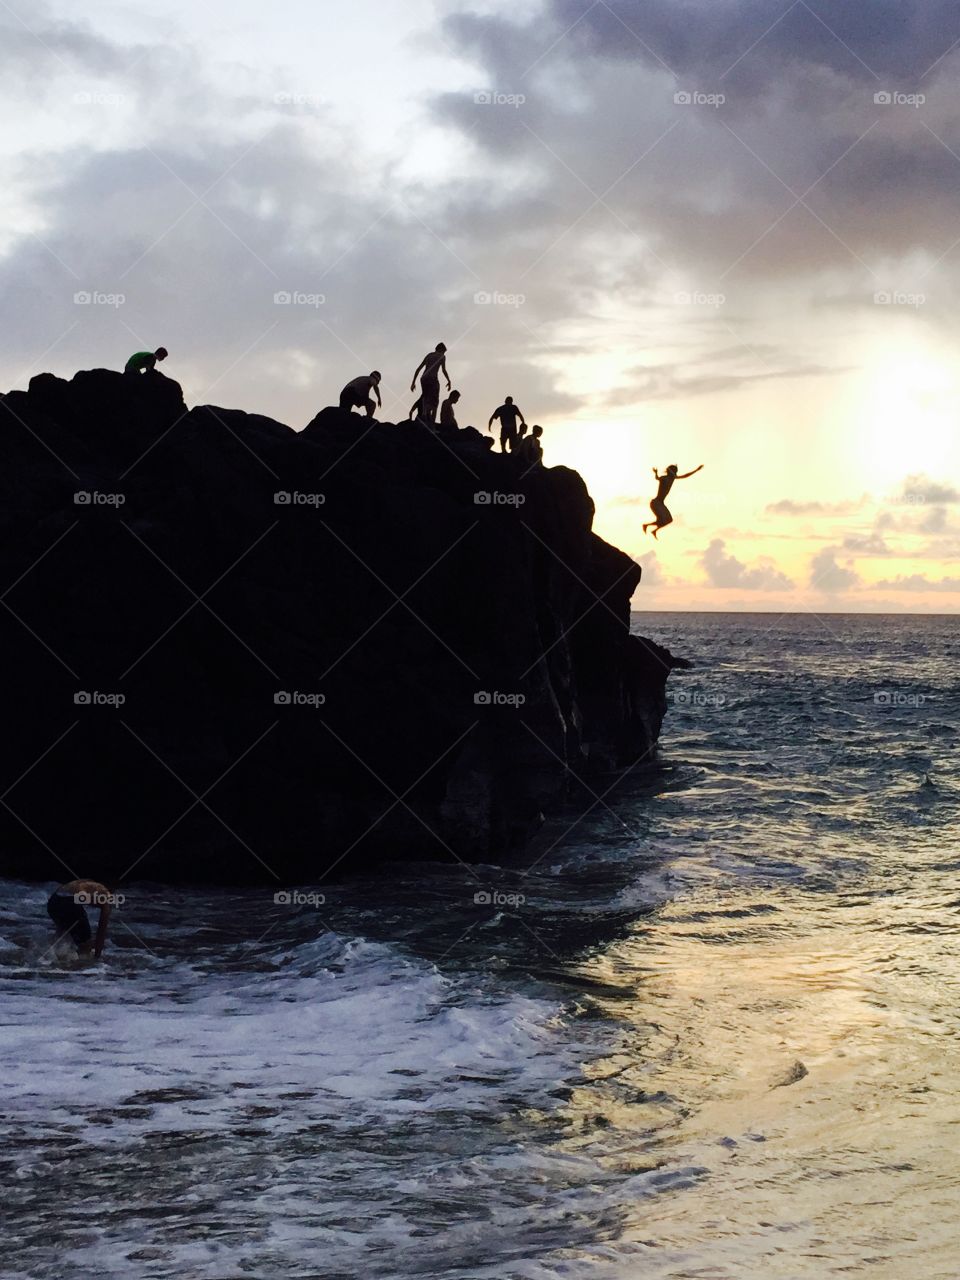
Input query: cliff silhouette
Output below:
<box><xmin>0</xmin><ymin>369</ymin><xmax>685</xmax><ymax>884</ymax></box>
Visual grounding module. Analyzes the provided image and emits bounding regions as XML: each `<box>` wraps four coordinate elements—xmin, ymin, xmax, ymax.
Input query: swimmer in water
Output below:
<box><xmin>47</xmin><ymin>880</ymin><xmax>115</xmax><ymax>958</ymax></box>
<box><xmin>643</xmin><ymin>463</ymin><xmax>703</xmax><ymax>538</ymax></box>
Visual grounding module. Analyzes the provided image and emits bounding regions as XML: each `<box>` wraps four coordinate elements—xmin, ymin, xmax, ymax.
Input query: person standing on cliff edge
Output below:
<box><xmin>643</xmin><ymin>463</ymin><xmax>703</xmax><ymax>537</ymax></box>
<box><xmin>410</xmin><ymin>344</ymin><xmax>450</xmax><ymax>425</ymax></box>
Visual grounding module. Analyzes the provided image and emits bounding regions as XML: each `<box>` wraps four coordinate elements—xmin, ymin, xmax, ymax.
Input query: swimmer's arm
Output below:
<box><xmin>677</xmin><ymin>464</ymin><xmax>703</xmax><ymax>479</ymax></box>
<box><xmin>441</xmin><ymin>357</ymin><xmax>451</xmax><ymax>389</ymax></box>
<box><xmin>410</xmin><ymin>358</ymin><xmax>426</xmax><ymax>392</ymax></box>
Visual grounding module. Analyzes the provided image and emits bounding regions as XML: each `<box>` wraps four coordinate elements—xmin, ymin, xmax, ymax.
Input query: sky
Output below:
<box><xmin>2</xmin><ymin>0</ymin><xmax>960</xmax><ymax>612</ymax></box>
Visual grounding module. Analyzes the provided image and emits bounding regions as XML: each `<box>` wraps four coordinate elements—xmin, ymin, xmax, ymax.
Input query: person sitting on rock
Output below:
<box><xmin>124</xmin><ymin>347</ymin><xmax>168</xmax><ymax>375</ymax></box>
<box><xmin>517</xmin><ymin>423</ymin><xmax>544</xmax><ymax>467</ymax></box>
<box><xmin>410</xmin><ymin>344</ymin><xmax>450</xmax><ymax>425</ymax></box>
<box><xmin>47</xmin><ymin>879</ymin><xmax>114</xmax><ymax>958</ymax></box>
<box><xmin>339</xmin><ymin>371</ymin><xmax>382</xmax><ymax>418</ymax></box>
<box><xmin>488</xmin><ymin>396</ymin><xmax>525</xmax><ymax>452</ymax></box>
<box><xmin>643</xmin><ymin>462</ymin><xmax>703</xmax><ymax>538</ymax></box>
<box><xmin>440</xmin><ymin>389</ymin><xmax>461</xmax><ymax>430</ymax></box>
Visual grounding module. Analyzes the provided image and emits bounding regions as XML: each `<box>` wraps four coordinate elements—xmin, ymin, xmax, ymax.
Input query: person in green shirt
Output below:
<box><xmin>124</xmin><ymin>347</ymin><xmax>168</xmax><ymax>375</ymax></box>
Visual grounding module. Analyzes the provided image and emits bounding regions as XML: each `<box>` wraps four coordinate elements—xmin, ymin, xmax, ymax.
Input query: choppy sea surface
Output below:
<box><xmin>1</xmin><ymin>611</ymin><xmax>958</xmax><ymax>1279</ymax></box>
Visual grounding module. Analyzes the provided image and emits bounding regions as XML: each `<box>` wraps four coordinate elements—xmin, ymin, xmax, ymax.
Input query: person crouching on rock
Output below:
<box><xmin>440</xmin><ymin>389</ymin><xmax>461</xmax><ymax>430</ymax></box>
<box><xmin>47</xmin><ymin>880</ymin><xmax>115</xmax><ymax>958</ymax></box>
<box><xmin>339</xmin><ymin>371</ymin><xmax>382</xmax><ymax>418</ymax></box>
<box><xmin>124</xmin><ymin>347</ymin><xmax>168</xmax><ymax>375</ymax></box>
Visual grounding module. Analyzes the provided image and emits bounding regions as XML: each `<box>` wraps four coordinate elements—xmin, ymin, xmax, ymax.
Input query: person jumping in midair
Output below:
<box><xmin>643</xmin><ymin>463</ymin><xmax>703</xmax><ymax>537</ymax></box>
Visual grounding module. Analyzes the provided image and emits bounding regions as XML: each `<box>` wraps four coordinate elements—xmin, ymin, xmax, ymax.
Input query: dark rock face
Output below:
<box><xmin>0</xmin><ymin>369</ymin><xmax>684</xmax><ymax>885</ymax></box>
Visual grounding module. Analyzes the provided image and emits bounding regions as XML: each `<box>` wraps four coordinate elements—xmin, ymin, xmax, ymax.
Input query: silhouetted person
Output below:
<box><xmin>125</xmin><ymin>347</ymin><xmax>167</xmax><ymax>375</ymax></box>
<box><xmin>643</xmin><ymin>463</ymin><xmax>703</xmax><ymax>538</ymax></box>
<box><xmin>339</xmin><ymin>371</ymin><xmax>382</xmax><ymax>417</ymax></box>
<box><xmin>47</xmin><ymin>879</ymin><xmax>113</xmax><ymax>958</ymax></box>
<box><xmin>517</xmin><ymin>423</ymin><xmax>544</xmax><ymax>467</ymax></box>
<box><xmin>488</xmin><ymin>396</ymin><xmax>525</xmax><ymax>452</ymax></box>
<box><xmin>440</xmin><ymin>389</ymin><xmax>461</xmax><ymax>429</ymax></box>
<box><xmin>410</xmin><ymin>343</ymin><xmax>450</xmax><ymax>424</ymax></box>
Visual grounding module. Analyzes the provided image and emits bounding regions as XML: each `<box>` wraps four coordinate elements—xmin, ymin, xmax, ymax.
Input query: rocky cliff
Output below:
<box><xmin>0</xmin><ymin>370</ymin><xmax>684</xmax><ymax>884</ymax></box>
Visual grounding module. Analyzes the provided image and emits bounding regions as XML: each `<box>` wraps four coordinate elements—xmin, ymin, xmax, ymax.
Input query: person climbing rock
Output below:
<box><xmin>339</xmin><ymin>371</ymin><xmax>382</xmax><ymax>418</ymax></box>
<box><xmin>124</xmin><ymin>348</ymin><xmax>168</xmax><ymax>375</ymax></box>
<box><xmin>488</xmin><ymin>397</ymin><xmax>525</xmax><ymax>453</ymax></box>
<box><xmin>440</xmin><ymin>389</ymin><xmax>461</xmax><ymax>430</ymax></box>
<box><xmin>516</xmin><ymin>423</ymin><xmax>544</xmax><ymax>467</ymax></box>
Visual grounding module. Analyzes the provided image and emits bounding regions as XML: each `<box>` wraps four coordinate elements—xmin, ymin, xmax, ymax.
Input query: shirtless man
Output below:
<box><xmin>643</xmin><ymin>463</ymin><xmax>703</xmax><ymax>538</ymax></box>
<box><xmin>410</xmin><ymin>344</ymin><xmax>450</xmax><ymax>425</ymax></box>
<box><xmin>47</xmin><ymin>879</ymin><xmax>115</xmax><ymax>957</ymax></box>
<box><xmin>488</xmin><ymin>396</ymin><xmax>525</xmax><ymax>452</ymax></box>
<box><xmin>516</xmin><ymin>423</ymin><xmax>544</xmax><ymax>467</ymax></box>
<box><xmin>339</xmin><ymin>371</ymin><xmax>382</xmax><ymax>417</ymax></box>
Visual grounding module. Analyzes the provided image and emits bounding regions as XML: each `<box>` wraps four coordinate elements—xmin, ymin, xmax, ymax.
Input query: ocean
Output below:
<box><xmin>1</xmin><ymin>611</ymin><xmax>958</xmax><ymax>1279</ymax></box>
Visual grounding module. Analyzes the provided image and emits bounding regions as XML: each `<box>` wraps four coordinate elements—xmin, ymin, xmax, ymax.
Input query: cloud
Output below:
<box><xmin>901</xmin><ymin>474</ymin><xmax>960</xmax><ymax>505</ymax></box>
<box><xmin>874</xmin><ymin>573</ymin><xmax>960</xmax><ymax>591</ymax></box>
<box><xmin>842</xmin><ymin>533</ymin><xmax>890</xmax><ymax>556</ymax></box>
<box><xmin>700</xmin><ymin>538</ymin><xmax>793</xmax><ymax>590</ymax></box>
<box><xmin>766</xmin><ymin>497</ymin><xmax>865</xmax><ymax>516</ymax></box>
<box><xmin>810</xmin><ymin>546</ymin><xmax>861</xmax><ymax>592</ymax></box>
